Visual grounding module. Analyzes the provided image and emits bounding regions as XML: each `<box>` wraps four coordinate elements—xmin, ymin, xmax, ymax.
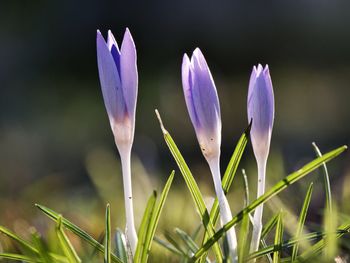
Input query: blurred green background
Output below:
<box><xmin>0</xmin><ymin>0</ymin><xmax>349</xmax><ymax>260</ymax></box>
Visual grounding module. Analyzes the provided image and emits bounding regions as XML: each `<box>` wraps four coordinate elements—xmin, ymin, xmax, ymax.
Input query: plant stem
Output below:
<box><xmin>250</xmin><ymin>159</ymin><xmax>267</xmax><ymax>255</ymax></box>
<box><xmin>120</xmin><ymin>145</ymin><xmax>138</xmax><ymax>255</ymax></box>
<box><xmin>208</xmin><ymin>156</ymin><xmax>238</xmax><ymax>263</ymax></box>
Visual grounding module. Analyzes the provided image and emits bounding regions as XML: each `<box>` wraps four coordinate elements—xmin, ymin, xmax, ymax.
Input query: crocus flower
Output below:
<box><xmin>182</xmin><ymin>48</ymin><xmax>238</xmax><ymax>262</ymax></box>
<box><xmin>247</xmin><ymin>64</ymin><xmax>274</xmax><ymax>254</ymax></box>
<box><xmin>96</xmin><ymin>28</ymin><xmax>138</xmax><ymax>254</ymax></box>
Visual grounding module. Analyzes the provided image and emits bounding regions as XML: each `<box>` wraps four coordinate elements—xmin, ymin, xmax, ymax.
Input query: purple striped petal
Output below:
<box><xmin>181</xmin><ymin>53</ymin><xmax>199</xmax><ymax>128</ymax></box>
<box><xmin>120</xmin><ymin>28</ymin><xmax>138</xmax><ymax>120</ymax></box>
<box><xmin>181</xmin><ymin>48</ymin><xmax>221</xmax><ymax>159</ymax></box>
<box><xmin>190</xmin><ymin>48</ymin><xmax>221</xmax><ymax>136</ymax></box>
<box><xmin>247</xmin><ymin>64</ymin><xmax>274</xmax><ymax>161</ymax></box>
<box><xmin>96</xmin><ymin>30</ymin><xmax>126</xmax><ymax>123</ymax></box>
<box><xmin>107</xmin><ymin>30</ymin><xmax>121</xmax><ymax>74</ymax></box>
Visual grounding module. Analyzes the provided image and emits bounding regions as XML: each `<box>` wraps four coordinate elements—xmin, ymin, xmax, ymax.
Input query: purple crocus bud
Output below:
<box><xmin>96</xmin><ymin>28</ymin><xmax>138</xmax><ymax>149</ymax></box>
<box><xmin>247</xmin><ymin>64</ymin><xmax>274</xmax><ymax>164</ymax></box>
<box><xmin>96</xmin><ymin>28</ymin><xmax>138</xmax><ymax>254</ymax></box>
<box><xmin>248</xmin><ymin>64</ymin><xmax>274</xmax><ymax>254</ymax></box>
<box><xmin>182</xmin><ymin>48</ymin><xmax>238</xmax><ymax>260</ymax></box>
<box><xmin>181</xmin><ymin>48</ymin><xmax>221</xmax><ymax>160</ymax></box>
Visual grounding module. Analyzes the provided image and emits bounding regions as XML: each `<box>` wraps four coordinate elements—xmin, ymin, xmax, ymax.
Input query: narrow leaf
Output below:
<box><xmin>312</xmin><ymin>142</ymin><xmax>332</xmax><ymax>213</ymax></box>
<box><xmin>35</xmin><ymin>204</ymin><xmax>123</xmax><ymax>263</ymax></box>
<box><xmin>134</xmin><ymin>191</ymin><xmax>157</xmax><ymax>262</ymax></box>
<box><xmin>156</xmin><ymin>109</ymin><xmax>223</xmax><ymax>262</ymax></box>
<box><xmin>114</xmin><ymin>229</ymin><xmax>127</xmax><ymax>263</ymax></box>
<box><xmin>191</xmin><ymin>145</ymin><xmax>347</xmax><ymax>260</ymax></box>
<box><xmin>273</xmin><ymin>212</ymin><xmax>284</xmax><ymax>263</ymax></box>
<box><xmin>291</xmin><ymin>183</ymin><xmax>313</xmax><ymax>261</ymax></box>
<box><xmin>141</xmin><ymin>171</ymin><xmax>175</xmax><ymax>262</ymax></box>
<box><xmin>105</xmin><ymin>204</ymin><xmax>111</xmax><ymax>263</ymax></box>
<box><xmin>56</xmin><ymin>216</ymin><xmax>81</xmax><ymax>263</ymax></box>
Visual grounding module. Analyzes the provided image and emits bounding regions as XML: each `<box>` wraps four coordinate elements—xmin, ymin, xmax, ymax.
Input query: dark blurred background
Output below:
<box><xmin>0</xmin><ymin>0</ymin><xmax>349</xmax><ymax>257</ymax></box>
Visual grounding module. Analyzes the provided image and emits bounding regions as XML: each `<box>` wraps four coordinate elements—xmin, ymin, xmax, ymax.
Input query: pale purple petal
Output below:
<box><xmin>120</xmin><ymin>28</ymin><xmax>138</xmax><ymax>119</ymax></box>
<box><xmin>181</xmin><ymin>54</ymin><xmax>199</xmax><ymax>128</ymax></box>
<box><xmin>96</xmin><ymin>30</ymin><xmax>125</xmax><ymax>122</ymax></box>
<box><xmin>247</xmin><ymin>64</ymin><xmax>274</xmax><ymax>161</ymax></box>
<box><xmin>107</xmin><ymin>30</ymin><xmax>121</xmax><ymax>74</ymax></box>
<box><xmin>190</xmin><ymin>48</ymin><xmax>221</xmax><ymax>135</ymax></box>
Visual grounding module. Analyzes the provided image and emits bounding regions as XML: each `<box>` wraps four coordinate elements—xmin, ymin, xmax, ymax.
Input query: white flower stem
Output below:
<box><xmin>120</xmin><ymin>145</ymin><xmax>138</xmax><ymax>255</ymax></box>
<box><xmin>250</xmin><ymin>159</ymin><xmax>267</xmax><ymax>255</ymax></box>
<box><xmin>208</xmin><ymin>156</ymin><xmax>238</xmax><ymax>263</ymax></box>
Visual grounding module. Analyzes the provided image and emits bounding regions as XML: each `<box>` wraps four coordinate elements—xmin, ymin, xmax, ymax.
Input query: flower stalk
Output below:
<box><xmin>96</xmin><ymin>28</ymin><xmax>138</xmax><ymax>254</ymax></box>
<box><xmin>181</xmin><ymin>48</ymin><xmax>238</xmax><ymax>262</ymax></box>
<box><xmin>247</xmin><ymin>64</ymin><xmax>274</xmax><ymax>254</ymax></box>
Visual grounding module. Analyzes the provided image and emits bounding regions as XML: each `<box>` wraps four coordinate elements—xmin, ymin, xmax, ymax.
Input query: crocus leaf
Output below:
<box><xmin>191</xmin><ymin>145</ymin><xmax>347</xmax><ymax>260</ymax></box>
<box><xmin>35</xmin><ymin>204</ymin><xmax>123</xmax><ymax>263</ymax></box>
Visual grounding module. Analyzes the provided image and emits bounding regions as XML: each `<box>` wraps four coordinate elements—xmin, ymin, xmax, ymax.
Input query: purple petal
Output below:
<box><xmin>247</xmin><ymin>64</ymin><xmax>274</xmax><ymax>160</ymax></box>
<box><xmin>120</xmin><ymin>28</ymin><xmax>138</xmax><ymax>119</ymax></box>
<box><xmin>107</xmin><ymin>30</ymin><xmax>121</xmax><ymax>74</ymax></box>
<box><xmin>181</xmin><ymin>53</ymin><xmax>199</xmax><ymax>128</ymax></box>
<box><xmin>96</xmin><ymin>30</ymin><xmax>126</xmax><ymax>122</ymax></box>
<box><xmin>190</xmin><ymin>48</ymin><xmax>221</xmax><ymax>135</ymax></box>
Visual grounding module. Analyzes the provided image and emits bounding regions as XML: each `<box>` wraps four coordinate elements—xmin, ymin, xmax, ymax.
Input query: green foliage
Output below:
<box><xmin>0</xmin><ymin>123</ymin><xmax>347</xmax><ymax>262</ymax></box>
<box><xmin>190</xmin><ymin>145</ymin><xmax>347</xmax><ymax>260</ymax></box>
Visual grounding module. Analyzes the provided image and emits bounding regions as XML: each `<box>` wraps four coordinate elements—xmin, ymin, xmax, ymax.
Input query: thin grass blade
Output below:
<box><xmin>134</xmin><ymin>191</ymin><xmax>157</xmax><ymax>262</ymax></box>
<box><xmin>247</xmin><ymin>228</ymin><xmax>349</xmax><ymax>261</ymax></box>
<box><xmin>35</xmin><ymin>204</ymin><xmax>123</xmax><ymax>263</ymax></box>
<box><xmin>0</xmin><ymin>226</ymin><xmax>38</xmax><ymax>255</ymax></box>
<box><xmin>141</xmin><ymin>171</ymin><xmax>175</xmax><ymax>262</ymax></box>
<box><xmin>291</xmin><ymin>183</ymin><xmax>313</xmax><ymax>261</ymax></box>
<box><xmin>191</xmin><ymin>145</ymin><xmax>347</xmax><ymax>260</ymax></box>
<box><xmin>104</xmin><ymin>204</ymin><xmax>111</xmax><ymax>263</ymax></box>
<box><xmin>31</xmin><ymin>230</ymin><xmax>52</xmax><ymax>263</ymax></box>
<box><xmin>56</xmin><ymin>216</ymin><xmax>81</xmax><ymax>263</ymax></box>
<box><xmin>0</xmin><ymin>253</ymin><xmax>37</xmax><ymax>262</ymax></box>
<box><xmin>273</xmin><ymin>212</ymin><xmax>284</xmax><ymax>263</ymax></box>
<box><xmin>156</xmin><ymin>110</ymin><xmax>222</xmax><ymax>262</ymax></box>
<box><xmin>114</xmin><ymin>229</ymin><xmax>127</xmax><ymax>263</ymax></box>
<box><xmin>154</xmin><ymin>236</ymin><xmax>186</xmax><ymax>257</ymax></box>
<box><xmin>312</xmin><ymin>142</ymin><xmax>332</xmax><ymax>213</ymax></box>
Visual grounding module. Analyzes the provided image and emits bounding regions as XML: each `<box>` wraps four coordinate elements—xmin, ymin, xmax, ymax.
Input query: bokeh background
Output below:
<box><xmin>0</xmin><ymin>0</ymin><xmax>350</xmax><ymax>261</ymax></box>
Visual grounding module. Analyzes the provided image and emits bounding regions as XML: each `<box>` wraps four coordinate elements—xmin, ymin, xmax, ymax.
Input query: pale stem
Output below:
<box><xmin>120</xmin><ymin>145</ymin><xmax>138</xmax><ymax>255</ymax></box>
<box><xmin>208</xmin><ymin>156</ymin><xmax>238</xmax><ymax>263</ymax></box>
<box><xmin>250</xmin><ymin>159</ymin><xmax>267</xmax><ymax>255</ymax></box>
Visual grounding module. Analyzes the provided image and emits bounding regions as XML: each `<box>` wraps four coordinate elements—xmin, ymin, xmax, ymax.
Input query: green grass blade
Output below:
<box><xmin>0</xmin><ymin>226</ymin><xmax>38</xmax><ymax>255</ymax></box>
<box><xmin>260</xmin><ymin>239</ymin><xmax>273</xmax><ymax>263</ymax></box>
<box><xmin>261</xmin><ymin>213</ymin><xmax>279</xmax><ymax>239</ymax></box>
<box><xmin>291</xmin><ymin>183</ymin><xmax>313</xmax><ymax>261</ymax></box>
<box><xmin>298</xmin><ymin>220</ymin><xmax>350</xmax><ymax>261</ymax></box>
<box><xmin>247</xmin><ymin>228</ymin><xmax>349</xmax><ymax>261</ymax></box>
<box><xmin>238</xmin><ymin>209</ymin><xmax>250</xmax><ymax>263</ymax></box>
<box><xmin>114</xmin><ymin>229</ymin><xmax>127</xmax><ymax>263</ymax></box>
<box><xmin>222</xmin><ymin>122</ymin><xmax>251</xmax><ymax>194</ymax></box>
<box><xmin>312</xmin><ymin>142</ymin><xmax>332</xmax><ymax>213</ymax></box>
<box><xmin>35</xmin><ymin>204</ymin><xmax>123</xmax><ymax>263</ymax></box>
<box><xmin>175</xmin><ymin>228</ymin><xmax>200</xmax><ymax>254</ymax></box>
<box><xmin>105</xmin><ymin>204</ymin><xmax>111</xmax><ymax>263</ymax></box>
<box><xmin>209</xmin><ymin>126</ymin><xmax>250</xmax><ymax>228</ymax></box>
<box><xmin>191</xmin><ymin>145</ymin><xmax>347</xmax><ymax>261</ymax></box>
<box><xmin>273</xmin><ymin>212</ymin><xmax>284</xmax><ymax>263</ymax></box>
<box><xmin>200</xmin><ymin>125</ymin><xmax>250</xmax><ymax>261</ymax></box>
<box><xmin>0</xmin><ymin>253</ymin><xmax>37</xmax><ymax>262</ymax></box>
<box><xmin>156</xmin><ymin>110</ymin><xmax>222</xmax><ymax>262</ymax></box>
<box><xmin>134</xmin><ymin>191</ymin><xmax>157</xmax><ymax>262</ymax></box>
<box><xmin>154</xmin><ymin>236</ymin><xmax>186</xmax><ymax>257</ymax></box>
<box><xmin>242</xmin><ymin>169</ymin><xmax>250</xmax><ymax>207</ymax></box>
<box><xmin>31</xmin><ymin>230</ymin><xmax>52</xmax><ymax>263</ymax></box>
<box><xmin>56</xmin><ymin>216</ymin><xmax>81</xmax><ymax>263</ymax></box>
<box><xmin>141</xmin><ymin>171</ymin><xmax>175</xmax><ymax>262</ymax></box>
<box><xmin>323</xmin><ymin>203</ymin><xmax>338</xmax><ymax>261</ymax></box>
